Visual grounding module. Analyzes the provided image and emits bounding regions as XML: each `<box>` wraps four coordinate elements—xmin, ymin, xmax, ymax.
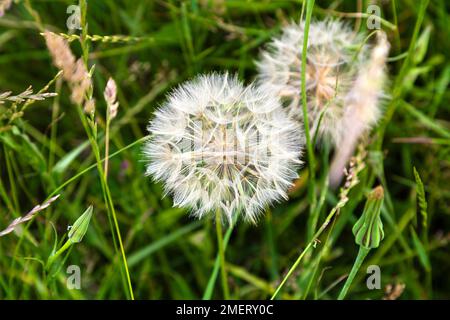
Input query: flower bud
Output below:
<box><xmin>68</xmin><ymin>205</ymin><xmax>93</xmax><ymax>243</ymax></box>
<box><xmin>352</xmin><ymin>186</ymin><xmax>385</xmax><ymax>249</ymax></box>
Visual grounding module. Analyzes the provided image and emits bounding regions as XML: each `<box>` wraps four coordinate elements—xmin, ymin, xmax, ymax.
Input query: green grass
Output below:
<box><xmin>0</xmin><ymin>0</ymin><xmax>449</xmax><ymax>300</ymax></box>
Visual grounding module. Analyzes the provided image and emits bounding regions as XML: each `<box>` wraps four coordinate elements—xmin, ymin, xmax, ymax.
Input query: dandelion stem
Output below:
<box><xmin>338</xmin><ymin>247</ymin><xmax>370</xmax><ymax>300</ymax></box>
<box><xmin>216</xmin><ymin>209</ymin><xmax>230</xmax><ymax>299</ymax></box>
<box><xmin>203</xmin><ymin>218</ymin><xmax>235</xmax><ymax>300</ymax></box>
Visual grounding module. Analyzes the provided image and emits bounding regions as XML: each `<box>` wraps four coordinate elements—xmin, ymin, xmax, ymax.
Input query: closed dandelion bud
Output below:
<box><xmin>352</xmin><ymin>186</ymin><xmax>385</xmax><ymax>249</ymax></box>
<box><xmin>144</xmin><ymin>73</ymin><xmax>303</xmax><ymax>223</ymax></box>
<box><xmin>68</xmin><ymin>205</ymin><xmax>93</xmax><ymax>244</ymax></box>
<box><xmin>46</xmin><ymin>205</ymin><xmax>93</xmax><ymax>270</ymax></box>
<box><xmin>338</xmin><ymin>185</ymin><xmax>385</xmax><ymax>299</ymax></box>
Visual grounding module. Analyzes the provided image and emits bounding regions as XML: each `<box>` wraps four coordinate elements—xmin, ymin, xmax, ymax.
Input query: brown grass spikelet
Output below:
<box><xmin>43</xmin><ymin>31</ymin><xmax>92</xmax><ymax>108</ymax></box>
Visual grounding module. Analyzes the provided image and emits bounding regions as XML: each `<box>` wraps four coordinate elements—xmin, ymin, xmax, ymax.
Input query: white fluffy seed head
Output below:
<box><xmin>144</xmin><ymin>73</ymin><xmax>303</xmax><ymax>223</ymax></box>
<box><xmin>256</xmin><ymin>19</ymin><xmax>373</xmax><ymax>146</ymax></box>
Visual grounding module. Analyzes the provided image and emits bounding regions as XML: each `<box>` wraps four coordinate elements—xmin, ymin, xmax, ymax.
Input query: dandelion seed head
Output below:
<box><xmin>256</xmin><ymin>19</ymin><xmax>368</xmax><ymax>145</ymax></box>
<box><xmin>144</xmin><ymin>73</ymin><xmax>303</xmax><ymax>223</ymax></box>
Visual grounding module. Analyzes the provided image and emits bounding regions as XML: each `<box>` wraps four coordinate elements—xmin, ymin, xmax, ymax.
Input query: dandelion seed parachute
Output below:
<box><xmin>144</xmin><ymin>73</ymin><xmax>303</xmax><ymax>223</ymax></box>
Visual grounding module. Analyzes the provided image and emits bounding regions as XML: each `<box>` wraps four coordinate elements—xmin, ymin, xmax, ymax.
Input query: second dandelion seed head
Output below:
<box><xmin>144</xmin><ymin>73</ymin><xmax>303</xmax><ymax>223</ymax></box>
<box><xmin>256</xmin><ymin>19</ymin><xmax>368</xmax><ymax>145</ymax></box>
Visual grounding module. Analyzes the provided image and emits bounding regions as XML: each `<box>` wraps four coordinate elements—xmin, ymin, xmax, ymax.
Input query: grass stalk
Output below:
<box><xmin>76</xmin><ymin>106</ymin><xmax>134</xmax><ymax>300</ymax></box>
<box><xmin>271</xmin><ymin>203</ymin><xmax>340</xmax><ymax>300</ymax></box>
<box><xmin>301</xmin><ymin>0</ymin><xmax>318</xmax><ymax>243</ymax></box>
<box><xmin>104</xmin><ymin>115</ymin><xmax>111</xmax><ymax>179</ymax></box>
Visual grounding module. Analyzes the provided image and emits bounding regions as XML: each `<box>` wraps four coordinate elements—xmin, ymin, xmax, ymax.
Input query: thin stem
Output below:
<box><xmin>391</xmin><ymin>0</ymin><xmax>402</xmax><ymax>54</ymax></box>
<box><xmin>76</xmin><ymin>107</ymin><xmax>134</xmax><ymax>300</ymax></box>
<box><xmin>216</xmin><ymin>210</ymin><xmax>230</xmax><ymax>299</ymax></box>
<box><xmin>46</xmin><ymin>240</ymin><xmax>72</xmax><ymax>270</ymax></box>
<box><xmin>302</xmin><ymin>206</ymin><xmax>336</xmax><ymax>300</ymax></box>
<box><xmin>47</xmin><ymin>136</ymin><xmax>148</xmax><ymax>199</ymax></box>
<box><xmin>104</xmin><ymin>115</ymin><xmax>111</xmax><ymax>179</ymax></box>
<box><xmin>271</xmin><ymin>242</ymin><xmax>313</xmax><ymax>300</ymax></box>
<box><xmin>48</xmin><ymin>78</ymin><xmax>62</xmax><ymax>169</ymax></box>
<box><xmin>300</xmin><ymin>0</ymin><xmax>315</xmax><ymax>172</ymax></box>
<box><xmin>338</xmin><ymin>247</ymin><xmax>370</xmax><ymax>300</ymax></box>
<box><xmin>271</xmin><ymin>202</ymin><xmax>342</xmax><ymax>300</ymax></box>
<box><xmin>354</xmin><ymin>0</ymin><xmax>362</xmax><ymax>32</ymax></box>
<box><xmin>202</xmin><ymin>218</ymin><xmax>235</xmax><ymax>300</ymax></box>
<box><xmin>301</xmin><ymin>0</ymin><xmax>317</xmax><ymax>242</ymax></box>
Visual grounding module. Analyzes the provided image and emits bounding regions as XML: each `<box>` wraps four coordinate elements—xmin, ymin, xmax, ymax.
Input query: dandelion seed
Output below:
<box><xmin>144</xmin><ymin>73</ymin><xmax>303</xmax><ymax>223</ymax></box>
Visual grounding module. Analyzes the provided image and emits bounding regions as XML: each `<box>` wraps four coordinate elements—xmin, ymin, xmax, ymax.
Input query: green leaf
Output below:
<box><xmin>52</xmin><ymin>140</ymin><xmax>90</xmax><ymax>176</ymax></box>
<box><xmin>128</xmin><ymin>221</ymin><xmax>201</xmax><ymax>267</ymax></box>
<box><xmin>10</xmin><ymin>126</ymin><xmax>47</xmax><ymax>172</ymax></box>
<box><xmin>413</xmin><ymin>25</ymin><xmax>432</xmax><ymax>65</ymax></box>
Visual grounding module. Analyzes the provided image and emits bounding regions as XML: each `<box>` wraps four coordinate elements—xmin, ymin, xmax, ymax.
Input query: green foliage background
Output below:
<box><xmin>0</xmin><ymin>0</ymin><xmax>449</xmax><ymax>299</ymax></box>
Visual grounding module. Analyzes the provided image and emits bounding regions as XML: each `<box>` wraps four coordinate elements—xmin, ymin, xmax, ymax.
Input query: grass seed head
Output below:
<box><xmin>43</xmin><ymin>31</ymin><xmax>92</xmax><ymax>106</ymax></box>
<box><xmin>104</xmin><ymin>77</ymin><xmax>119</xmax><ymax>119</ymax></box>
